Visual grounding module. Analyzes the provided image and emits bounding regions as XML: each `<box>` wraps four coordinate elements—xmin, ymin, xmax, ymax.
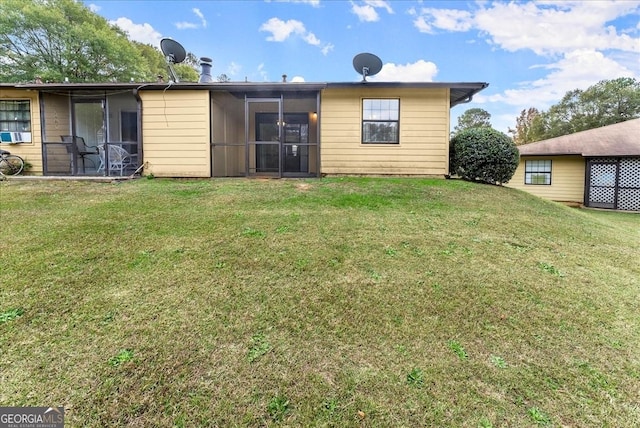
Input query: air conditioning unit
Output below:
<box><xmin>0</xmin><ymin>132</ymin><xmax>31</xmax><ymax>143</ymax></box>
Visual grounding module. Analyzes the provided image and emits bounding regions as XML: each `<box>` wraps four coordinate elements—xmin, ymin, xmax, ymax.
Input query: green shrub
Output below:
<box><xmin>449</xmin><ymin>127</ymin><xmax>519</xmax><ymax>185</ymax></box>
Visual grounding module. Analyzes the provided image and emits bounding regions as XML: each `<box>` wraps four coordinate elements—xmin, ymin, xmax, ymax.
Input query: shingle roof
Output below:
<box><xmin>518</xmin><ymin>118</ymin><xmax>640</xmax><ymax>157</ymax></box>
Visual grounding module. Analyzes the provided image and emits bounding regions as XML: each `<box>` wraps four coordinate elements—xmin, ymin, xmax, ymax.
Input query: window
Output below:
<box><xmin>0</xmin><ymin>100</ymin><xmax>31</xmax><ymax>132</ymax></box>
<box><xmin>525</xmin><ymin>160</ymin><xmax>552</xmax><ymax>185</ymax></box>
<box><xmin>362</xmin><ymin>98</ymin><xmax>399</xmax><ymax>144</ymax></box>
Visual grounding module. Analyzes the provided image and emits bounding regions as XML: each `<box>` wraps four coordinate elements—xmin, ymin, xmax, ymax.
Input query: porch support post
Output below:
<box><xmin>316</xmin><ymin>91</ymin><xmax>321</xmax><ymax>177</ymax></box>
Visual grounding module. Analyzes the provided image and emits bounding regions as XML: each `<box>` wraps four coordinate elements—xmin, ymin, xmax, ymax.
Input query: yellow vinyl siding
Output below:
<box><xmin>0</xmin><ymin>88</ymin><xmax>42</xmax><ymax>174</ymax></box>
<box><xmin>321</xmin><ymin>87</ymin><xmax>450</xmax><ymax>175</ymax></box>
<box><xmin>508</xmin><ymin>156</ymin><xmax>585</xmax><ymax>203</ymax></box>
<box><xmin>140</xmin><ymin>90</ymin><xmax>210</xmax><ymax>177</ymax></box>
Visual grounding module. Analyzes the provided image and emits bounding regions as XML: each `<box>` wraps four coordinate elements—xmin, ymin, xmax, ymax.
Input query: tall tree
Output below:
<box><xmin>453</xmin><ymin>108</ymin><xmax>492</xmax><ymax>135</ymax></box>
<box><xmin>521</xmin><ymin>78</ymin><xmax>640</xmax><ymax>141</ymax></box>
<box><xmin>508</xmin><ymin>107</ymin><xmax>543</xmax><ymax>145</ymax></box>
<box><xmin>0</xmin><ymin>0</ymin><xmax>152</xmax><ymax>82</ymax></box>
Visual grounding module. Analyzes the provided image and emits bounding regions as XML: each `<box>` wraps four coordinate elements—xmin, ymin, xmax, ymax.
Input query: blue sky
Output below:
<box><xmin>85</xmin><ymin>0</ymin><xmax>640</xmax><ymax>133</ymax></box>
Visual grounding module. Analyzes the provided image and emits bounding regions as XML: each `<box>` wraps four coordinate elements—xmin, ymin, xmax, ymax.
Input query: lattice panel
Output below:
<box><xmin>589</xmin><ymin>186</ymin><xmax>615</xmax><ymax>207</ymax></box>
<box><xmin>618</xmin><ymin>157</ymin><xmax>640</xmax><ymax>211</ymax></box>
<box><xmin>619</xmin><ymin>158</ymin><xmax>640</xmax><ymax>188</ymax></box>
<box><xmin>618</xmin><ymin>189</ymin><xmax>640</xmax><ymax>211</ymax></box>
<box><xmin>589</xmin><ymin>162</ymin><xmax>616</xmax><ymax>187</ymax></box>
<box><xmin>588</xmin><ymin>157</ymin><xmax>640</xmax><ymax>211</ymax></box>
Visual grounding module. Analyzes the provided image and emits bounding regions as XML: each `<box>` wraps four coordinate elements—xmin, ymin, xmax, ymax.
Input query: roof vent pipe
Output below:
<box><xmin>199</xmin><ymin>57</ymin><xmax>213</xmax><ymax>83</ymax></box>
<box><xmin>282</xmin><ymin>74</ymin><xmax>287</xmax><ymax>83</ymax></box>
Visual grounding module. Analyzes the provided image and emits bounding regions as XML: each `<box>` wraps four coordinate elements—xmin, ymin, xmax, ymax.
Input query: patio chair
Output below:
<box><xmin>97</xmin><ymin>144</ymin><xmax>138</xmax><ymax>176</ymax></box>
<box><xmin>61</xmin><ymin>135</ymin><xmax>98</xmax><ymax>173</ymax></box>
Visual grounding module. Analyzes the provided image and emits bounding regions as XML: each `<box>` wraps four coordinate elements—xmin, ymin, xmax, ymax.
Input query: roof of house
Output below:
<box><xmin>4</xmin><ymin>81</ymin><xmax>489</xmax><ymax>108</ymax></box>
<box><xmin>518</xmin><ymin>118</ymin><xmax>640</xmax><ymax>157</ymax></box>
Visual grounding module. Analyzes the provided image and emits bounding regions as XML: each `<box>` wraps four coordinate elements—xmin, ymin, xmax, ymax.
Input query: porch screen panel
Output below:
<box><xmin>43</xmin><ymin>142</ymin><xmax>72</xmax><ymax>174</ymax></box>
<box><xmin>212</xmin><ymin>144</ymin><xmax>246</xmax><ymax>177</ymax></box>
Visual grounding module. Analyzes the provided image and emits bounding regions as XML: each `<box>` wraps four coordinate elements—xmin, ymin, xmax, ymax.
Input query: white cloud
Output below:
<box><xmin>258</xmin><ymin>63</ymin><xmax>268</xmax><ymax>81</ymax></box>
<box><xmin>110</xmin><ymin>17</ymin><xmax>163</xmax><ymax>46</ymax></box>
<box><xmin>321</xmin><ymin>43</ymin><xmax>335</xmax><ymax>56</ymax></box>
<box><xmin>413</xmin><ymin>2</ymin><xmax>640</xmax><ymax>55</ymax></box>
<box><xmin>259</xmin><ymin>17</ymin><xmax>333</xmax><ymax>54</ymax></box>
<box><xmin>474</xmin><ymin>1</ymin><xmax>639</xmax><ymax>55</ymax></box>
<box><xmin>266</xmin><ymin>0</ymin><xmax>321</xmax><ymax>7</ymax></box>
<box><xmin>475</xmin><ymin>52</ymin><xmax>637</xmax><ymax>135</ymax></box>
<box><xmin>416</xmin><ymin>1</ymin><xmax>640</xmax><ymax>130</ymax></box>
<box><xmin>368</xmin><ymin>60</ymin><xmax>438</xmax><ymax>82</ymax></box>
<box><xmin>175</xmin><ymin>22</ymin><xmax>198</xmax><ymax>30</ymax></box>
<box><xmin>193</xmin><ymin>8</ymin><xmax>207</xmax><ymax>28</ymax></box>
<box><xmin>175</xmin><ymin>8</ymin><xmax>208</xmax><ymax>30</ymax></box>
<box><xmin>303</xmin><ymin>32</ymin><xmax>321</xmax><ymax>46</ymax></box>
<box><xmin>477</xmin><ymin>49</ymin><xmax>638</xmax><ymax>109</ymax></box>
<box><xmin>290</xmin><ymin>76</ymin><xmax>306</xmax><ymax>82</ymax></box>
<box><xmin>88</xmin><ymin>4</ymin><xmax>100</xmax><ymax>13</ymax></box>
<box><xmin>260</xmin><ymin>17</ymin><xmax>306</xmax><ymax>41</ymax></box>
<box><xmin>227</xmin><ymin>62</ymin><xmax>241</xmax><ymax>76</ymax></box>
<box><xmin>413</xmin><ymin>8</ymin><xmax>473</xmax><ymax>34</ymax></box>
<box><xmin>351</xmin><ymin>1</ymin><xmax>394</xmax><ymax>22</ymax></box>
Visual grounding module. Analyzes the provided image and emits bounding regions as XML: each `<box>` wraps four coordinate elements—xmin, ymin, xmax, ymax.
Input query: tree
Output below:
<box><xmin>217</xmin><ymin>74</ymin><xmax>231</xmax><ymax>83</ymax></box>
<box><xmin>0</xmin><ymin>0</ymin><xmax>152</xmax><ymax>83</ymax></box>
<box><xmin>453</xmin><ymin>108</ymin><xmax>492</xmax><ymax>135</ymax></box>
<box><xmin>174</xmin><ymin>63</ymin><xmax>199</xmax><ymax>82</ymax></box>
<box><xmin>449</xmin><ymin>127</ymin><xmax>519</xmax><ymax>185</ymax></box>
<box><xmin>133</xmin><ymin>41</ymin><xmax>167</xmax><ymax>80</ymax></box>
<box><xmin>508</xmin><ymin>107</ymin><xmax>542</xmax><ymax>145</ymax></box>
<box><xmin>517</xmin><ymin>78</ymin><xmax>640</xmax><ymax>141</ymax></box>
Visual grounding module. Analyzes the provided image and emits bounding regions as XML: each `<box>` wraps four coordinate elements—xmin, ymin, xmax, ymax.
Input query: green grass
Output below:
<box><xmin>1</xmin><ymin>177</ymin><xmax>639</xmax><ymax>426</ymax></box>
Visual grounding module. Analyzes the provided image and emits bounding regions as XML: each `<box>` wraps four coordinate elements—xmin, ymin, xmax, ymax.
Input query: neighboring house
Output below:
<box><xmin>1</xmin><ymin>78</ymin><xmax>487</xmax><ymax>178</ymax></box>
<box><xmin>507</xmin><ymin>118</ymin><xmax>640</xmax><ymax>211</ymax></box>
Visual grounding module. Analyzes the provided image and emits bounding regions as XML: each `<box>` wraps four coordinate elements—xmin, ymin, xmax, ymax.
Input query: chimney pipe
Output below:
<box><xmin>282</xmin><ymin>74</ymin><xmax>287</xmax><ymax>83</ymax></box>
<box><xmin>199</xmin><ymin>57</ymin><xmax>213</xmax><ymax>83</ymax></box>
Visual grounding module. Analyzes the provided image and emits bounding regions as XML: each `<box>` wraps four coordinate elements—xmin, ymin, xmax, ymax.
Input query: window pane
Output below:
<box><xmin>0</xmin><ymin>100</ymin><xmax>31</xmax><ymax>133</ymax></box>
<box><xmin>362</xmin><ymin>99</ymin><xmax>399</xmax><ymax>144</ymax></box>
<box><xmin>525</xmin><ymin>160</ymin><xmax>551</xmax><ymax>184</ymax></box>
<box><xmin>363</xmin><ymin>122</ymin><xmax>398</xmax><ymax>143</ymax></box>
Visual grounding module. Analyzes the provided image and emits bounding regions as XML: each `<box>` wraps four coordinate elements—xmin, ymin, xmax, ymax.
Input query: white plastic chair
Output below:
<box><xmin>98</xmin><ymin>145</ymin><xmax>137</xmax><ymax>175</ymax></box>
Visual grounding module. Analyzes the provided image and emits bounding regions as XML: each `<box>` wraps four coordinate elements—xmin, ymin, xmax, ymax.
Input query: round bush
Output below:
<box><xmin>449</xmin><ymin>127</ymin><xmax>519</xmax><ymax>185</ymax></box>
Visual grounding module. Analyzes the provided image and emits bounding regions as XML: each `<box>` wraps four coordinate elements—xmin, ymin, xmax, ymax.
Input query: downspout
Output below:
<box><xmin>316</xmin><ymin>90</ymin><xmax>321</xmax><ymax>177</ymax></box>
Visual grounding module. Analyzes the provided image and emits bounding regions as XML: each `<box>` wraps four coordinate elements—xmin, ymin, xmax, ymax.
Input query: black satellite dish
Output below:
<box><xmin>353</xmin><ymin>53</ymin><xmax>383</xmax><ymax>82</ymax></box>
<box><xmin>160</xmin><ymin>38</ymin><xmax>187</xmax><ymax>82</ymax></box>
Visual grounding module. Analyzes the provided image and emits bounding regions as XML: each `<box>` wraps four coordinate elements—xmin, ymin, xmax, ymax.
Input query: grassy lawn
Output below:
<box><xmin>1</xmin><ymin>177</ymin><xmax>638</xmax><ymax>427</ymax></box>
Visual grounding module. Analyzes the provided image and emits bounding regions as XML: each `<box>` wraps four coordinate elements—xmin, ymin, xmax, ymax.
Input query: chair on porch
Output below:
<box><xmin>97</xmin><ymin>144</ymin><xmax>138</xmax><ymax>176</ymax></box>
<box><xmin>61</xmin><ymin>135</ymin><xmax>98</xmax><ymax>173</ymax></box>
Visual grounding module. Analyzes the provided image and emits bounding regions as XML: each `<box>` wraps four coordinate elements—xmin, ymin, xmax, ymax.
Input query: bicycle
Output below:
<box><xmin>0</xmin><ymin>149</ymin><xmax>25</xmax><ymax>176</ymax></box>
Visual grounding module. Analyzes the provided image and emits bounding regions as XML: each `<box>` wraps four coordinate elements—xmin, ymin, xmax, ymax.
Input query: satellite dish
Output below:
<box><xmin>353</xmin><ymin>53</ymin><xmax>382</xmax><ymax>82</ymax></box>
<box><xmin>160</xmin><ymin>38</ymin><xmax>187</xmax><ymax>82</ymax></box>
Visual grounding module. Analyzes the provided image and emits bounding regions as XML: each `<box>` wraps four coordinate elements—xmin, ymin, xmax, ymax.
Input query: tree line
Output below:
<box><xmin>0</xmin><ymin>0</ymin><xmax>218</xmax><ymax>83</ymax></box>
<box><xmin>454</xmin><ymin>77</ymin><xmax>640</xmax><ymax>144</ymax></box>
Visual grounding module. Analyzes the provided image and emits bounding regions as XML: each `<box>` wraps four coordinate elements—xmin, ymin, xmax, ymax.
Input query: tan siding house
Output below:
<box><xmin>0</xmin><ymin>88</ymin><xmax>42</xmax><ymax>173</ymax></box>
<box><xmin>2</xmin><ymin>80</ymin><xmax>487</xmax><ymax>179</ymax></box>
<box><xmin>140</xmin><ymin>90</ymin><xmax>211</xmax><ymax>177</ymax></box>
<box><xmin>508</xmin><ymin>155</ymin><xmax>585</xmax><ymax>203</ymax></box>
<box><xmin>508</xmin><ymin>119</ymin><xmax>640</xmax><ymax>211</ymax></box>
<box><xmin>321</xmin><ymin>87</ymin><xmax>450</xmax><ymax>175</ymax></box>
